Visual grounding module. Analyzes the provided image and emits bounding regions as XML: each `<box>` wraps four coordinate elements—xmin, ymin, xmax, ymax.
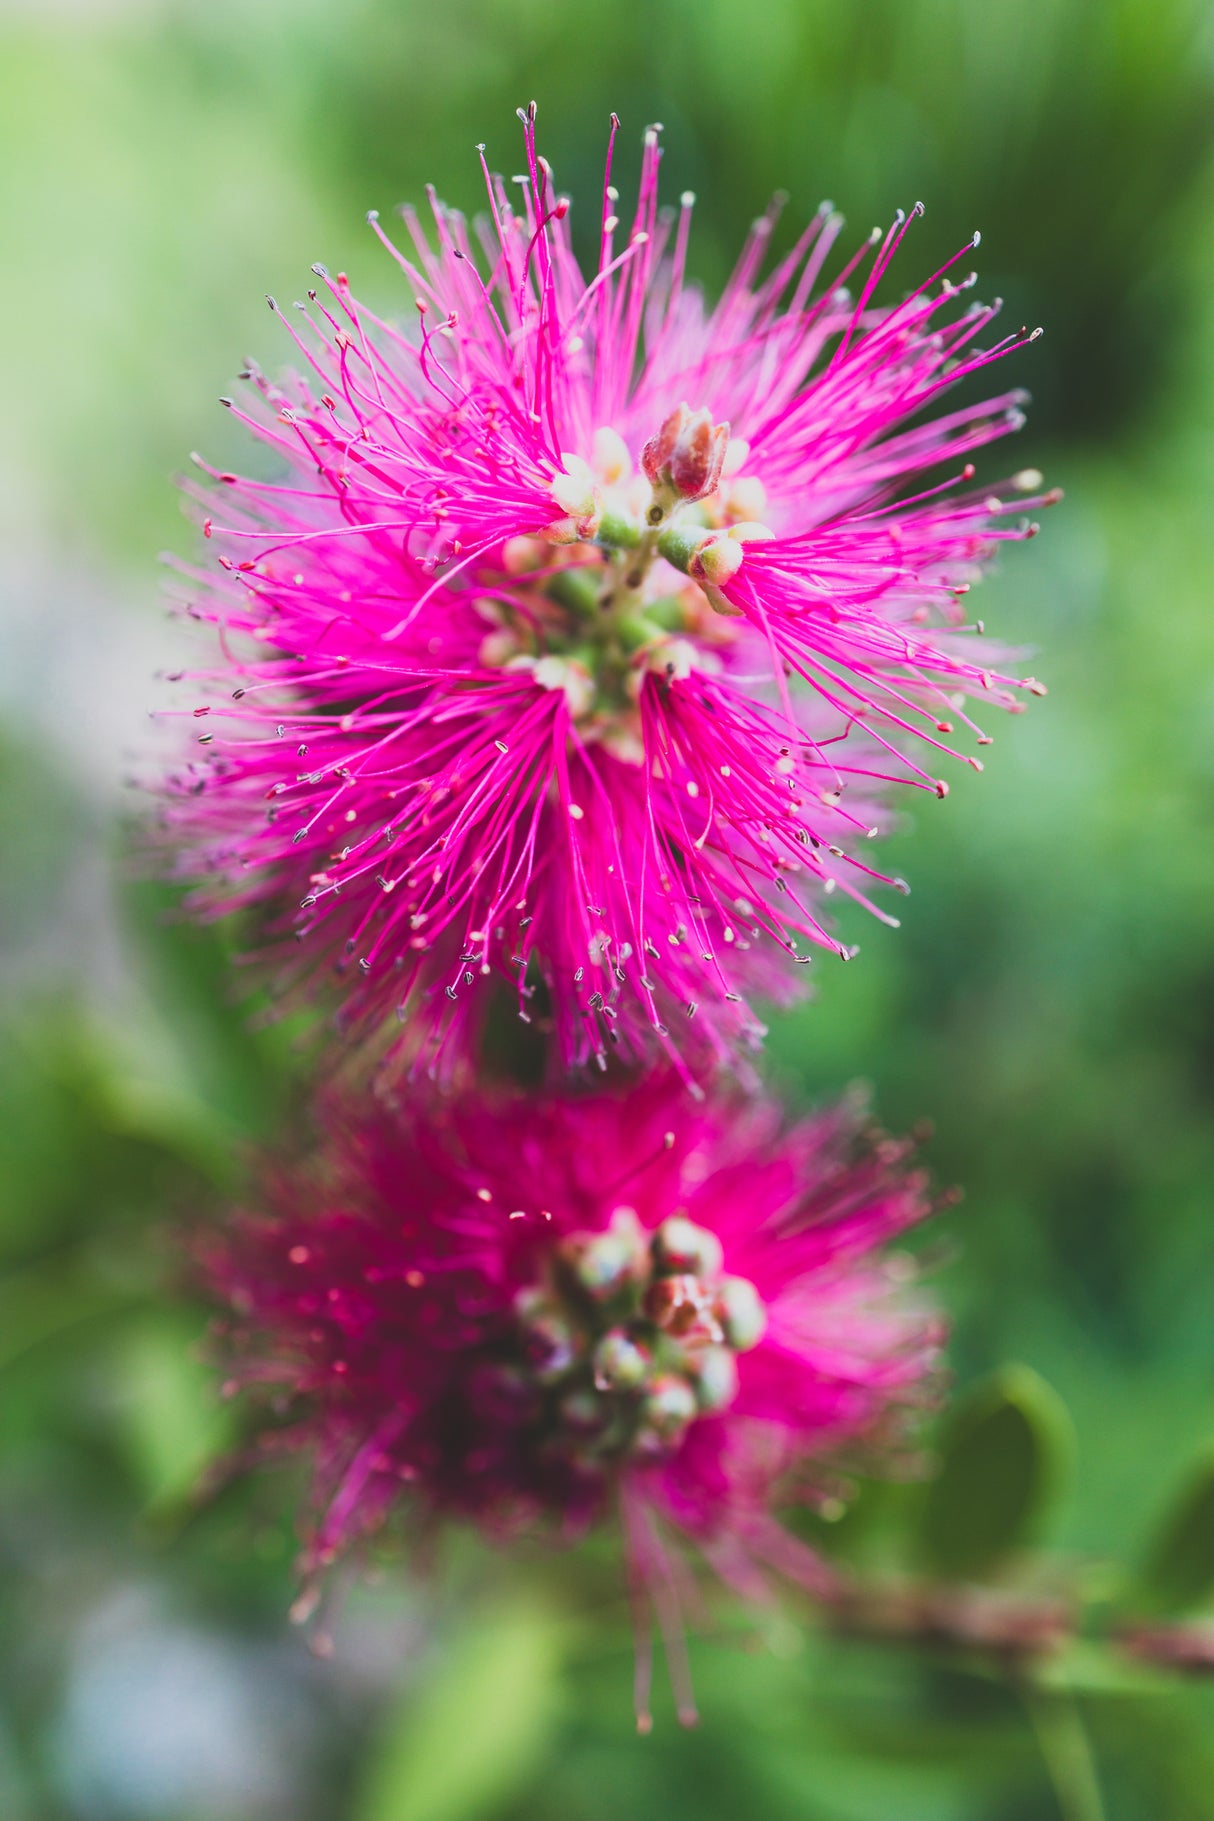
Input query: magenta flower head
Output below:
<box><xmin>161</xmin><ymin>106</ymin><xmax>1057</xmax><ymax>1075</ymax></box>
<box><xmin>202</xmin><ymin>1073</ymin><xmax>942</xmax><ymax>1728</ymax></box>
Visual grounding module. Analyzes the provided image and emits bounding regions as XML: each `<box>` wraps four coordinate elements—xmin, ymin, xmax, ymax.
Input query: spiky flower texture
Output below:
<box><xmin>164</xmin><ymin>108</ymin><xmax>1055</xmax><ymax>1075</ymax></box>
<box><xmin>204</xmin><ymin>1077</ymin><xmax>941</xmax><ymax>1729</ymax></box>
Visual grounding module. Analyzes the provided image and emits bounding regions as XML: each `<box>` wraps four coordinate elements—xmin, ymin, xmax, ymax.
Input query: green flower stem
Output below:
<box><xmin>655</xmin><ymin>521</ymin><xmax>705</xmax><ymax>574</ymax></box>
<box><xmin>595</xmin><ymin>509</ymin><xmax>642</xmax><ymax>550</ymax></box>
<box><xmin>1021</xmin><ymin>1683</ymin><xmax>1107</xmax><ymax>1821</ymax></box>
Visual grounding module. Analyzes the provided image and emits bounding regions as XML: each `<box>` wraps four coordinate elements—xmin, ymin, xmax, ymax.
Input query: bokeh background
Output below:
<box><xmin>3</xmin><ymin>1</ymin><xmax>1214</xmax><ymax>1816</ymax></box>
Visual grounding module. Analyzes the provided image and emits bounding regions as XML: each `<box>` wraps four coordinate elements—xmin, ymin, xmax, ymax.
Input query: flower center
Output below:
<box><xmin>507</xmin><ymin>1208</ymin><xmax>766</xmax><ymax>1471</ymax></box>
<box><xmin>475</xmin><ymin>409</ymin><xmax>773</xmax><ymax>754</ymax></box>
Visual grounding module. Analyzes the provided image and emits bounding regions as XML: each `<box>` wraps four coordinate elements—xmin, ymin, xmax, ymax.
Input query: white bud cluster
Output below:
<box><xmin>509</xmin><ymin>1206</ymin><xmax>766</xmax><ymax>1471</ymax></box>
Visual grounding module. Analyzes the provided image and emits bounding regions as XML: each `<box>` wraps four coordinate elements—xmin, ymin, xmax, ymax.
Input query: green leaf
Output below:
<box><xmin>918</xmin><ymin>1365</ymin><xmax>1074</xmax><ymax>1580</ymax></box>
<box><xmin>1134</xmin><ymin>1448</ymin><xmax>1214</xmax><ymax>1615</ymax></box>
<box><xmin>353</xmin><ymin>1597</ymin><xmax>565</xmax><ymax>1821</ymax></box>
<box><xmin>0</xmin><ymin>1255</ymin><xmax>136</xmax><ymax>1373</ymax></box>
<box><xmin>1033</xmin><ymin>1639</ymin><xmax>1171</xmax><ymax>1698</ymax></box>
<box><xmin>116</xmin><ymin>1311</ymin><xmax>234</xmax><ymax>1512</ymax></box>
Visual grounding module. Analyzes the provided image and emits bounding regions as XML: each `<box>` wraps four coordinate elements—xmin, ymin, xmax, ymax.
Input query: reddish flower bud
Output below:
<box><xmin>640</xmin><ymin>403</ymin><xmax>730</xmax><ymax>504</ymax></box>
<box><xmin>644</xmin><ymin>1272</ymin><xmax>721</xmax><ymax>1340</ymax></box>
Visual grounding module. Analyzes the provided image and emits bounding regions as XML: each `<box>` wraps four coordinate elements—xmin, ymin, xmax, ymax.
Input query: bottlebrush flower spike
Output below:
<box><xmin>159</xmin><ymin>105</ymin><xmax>1057</xmax><ymax>1075</ymax></box>
<box><xmin>201</xmin><ymin>1074</ymin><xmax>943</xmax><ymax>1729</ymax></box>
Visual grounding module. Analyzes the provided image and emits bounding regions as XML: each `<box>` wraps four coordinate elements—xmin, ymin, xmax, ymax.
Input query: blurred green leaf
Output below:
<box><xmin>89</xmin><ymin>1066</ymin><xmax>237</xmax><ymax>1192</ymax></box>
<box><xmin>115</xmin><ymin>1310</ymin><xmax>234</xmax><ymax>1513</ymax></box>
<box><xmin>353</xmin><ymin>1598</ymin><xmax>565</xmax><ymax>1821</ymax></box>
<box><xmin>0</xmin><ymin>1255</ymin><xmax>137</xmax><ymax>1373</ymax></box>
<box><xmin>119</xmin><ymin>879</ymin><xmax>306</xmax><ymax>1141</ymax></box>
<box><xmin>918</xmin><ymin>1366</ymin><xmax>1074</xmax><ymax>1580</ymax></box>
<box><xmin>1133</xmin><ymin>1449</ymin><xmax>1214</xmax><ymax>1617</ymax></box>
<box><xmin>1034</xmin><ymin>1640</ymin><xmax>1170</xmax><ymax>1699</ymax></box>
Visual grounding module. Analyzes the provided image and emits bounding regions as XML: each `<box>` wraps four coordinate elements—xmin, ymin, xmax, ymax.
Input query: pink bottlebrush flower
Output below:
<box><xmin>201</xmin><ymin>1074</ymin><xmax>943</xmax><ymax>1728</ymax></box>
<box><xmin>161</xmin><ymin>107</ymin><xmax>1057</xmax><ymax>1075</ymax></box>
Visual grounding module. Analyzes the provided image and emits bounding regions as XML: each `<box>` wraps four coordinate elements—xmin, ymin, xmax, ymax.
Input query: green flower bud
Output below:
<box><xmin>642</xmin><ymin>1373</ymin><xmax>698</xmax><ymax>1437</ymax></box>
<box><xmin>715</xmin><ymin>1275</ymin><xmax>766</xmax><ymax>1352</ymax></box>
<box><xmin>692</xmin><ymin>1345</ymin><xmax>739</xmax><ymax>1412</ymax></box>
<box><xmin>563</xmin><ymin>1208</ymin><xmax>646</xmax><ymax>1301</ymax></box>
<box><xmin>592</xmin><ymin>1328</ymin><xmax>651</xmax><ymax>1392</ymax></box>
<box><xmin>690</xmin><ymin>533</ymin><xmax>744</xmax><ymax>588</ymax></box>
<box><xmin>651</xmin><ymin>1215</ymin><xmax>724</xmax><ymax>1279</ymax></box>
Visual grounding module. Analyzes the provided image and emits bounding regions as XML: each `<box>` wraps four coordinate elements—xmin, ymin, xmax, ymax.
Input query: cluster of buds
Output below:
<box><xmin>488</xmin><ymin>409</ymin><xmax>777</xmax><ymax>740</ymax></box>
<box><xmin>544</xmin><ymin>404</ymin><xmax>733</xmax><ymax>544</ymax></box>
<box><xmin>539</xmin><ymin>404</ymin><xmax>773</xmax><ymax>617</ymax></box>
<box><xmin>511</xmin><ymin>1207</ymin><xmax>766</xmax><ymax>1469</ymax></box>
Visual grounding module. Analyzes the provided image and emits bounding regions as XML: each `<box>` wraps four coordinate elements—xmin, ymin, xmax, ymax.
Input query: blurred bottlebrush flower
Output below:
<box><xmin>161</xmin><ymin>106</ymin><xmax>1056</xmax><ymax>1075</ymax></box>
<box><xmin>202</xmin><ymin>1074</ymin><xmax>943</xmax><ymax>1728</ymax></box>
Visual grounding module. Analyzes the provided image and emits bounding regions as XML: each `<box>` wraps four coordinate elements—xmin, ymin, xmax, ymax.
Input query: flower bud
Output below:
<box><xmin>641</xmin><ymin>404</ymin><xmax>729</xmax><ymax>504</ymax></box>
<box><xmin>643</xmin><ymin>636</ymin><xmax>699</xmax><ymax>683</ymax></box>
<box><xmin>545</xmin><ymin>454</ymin><xmax>601</xmax><ymax>542</ymax></box>
<box><xmin>642</xmin><ymin>1373</ymin><xmax>698</xmax><ymax>1437</ymax></box>
<box><xmin>715</xmin><ymin>1275</ymin><xmax>766</xmax><ymax>1352</ymax></box>
<box><xmin>690</xmin><ymin>533</ymin><xmax>745</xmax><ymax>588</ymax></box>
<box><xmin>722</xmin><ymin>475</ymin><xmax>767</xmax><ymax>522</ymax></box>
<box><xmin>721</xmin><ymin>435</ymin><xmax>750</xmax><ymax>478</ymax></box>
<box><xmin>651</xmin><ymin>1215</ymin><xmax>724</xmax><ymax>1279</ymax></box>
<box><xmin>656</xmin><ymin>523</ymin><xmax>749</xmax><ymax>617</ymax></box>
<box><xmin>541</xmin><ymin>516</ymin><xmax>588</xmax><ymax>546</ymax></box>
<box><xmin>564</xmin><ymin>1207</ymin><xmax>646</xmax><ymax>1301</ymax></box>
<box><xmin>726</xmin><ymin>520</ymin><xmax>775</xmax><ymax>545</ymax></box>
<box><xmin>644</xmin><ymin>1272</ymin><xmax>722</xmax><ymax>1341</ymax></box>
<box><xmin>501</xmin><ymin>535</ymin><xmax>547</xmax><ymax>575</ymax></box>
<box><xmin>693</xmin><ymin>1345</ymin><xmax>740</xmax><ymax>1412</ymax></box>
<box><xmin>591</xmin><ymin>425</ymin><xmax>632</xmax><ymax>486</ymax></box>
<box><xmin>530</xmin><ymin>654</ymin><xmax>595</xmax><ymax>719</ymax></box>
<box><xmin>593</xmin><ymin>1327</ymin><xmax>651</xmax><ymax>1392</ymax></box>
<box><xmin>479</xmin><ymin>630</ymin><xmax>518</xmax><ymax>668</ymax></box>
<box><xmin>515</xmin><ymin>1292</ymin><xmax>579</xmax><ymax>1381</ymax></box>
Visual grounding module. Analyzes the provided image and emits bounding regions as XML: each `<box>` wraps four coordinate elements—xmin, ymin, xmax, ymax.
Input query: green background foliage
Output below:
<box><xmin>2</xmin><ymin>1</ymin><xmax>1214</xmax><ymax>1815</ymax></box>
